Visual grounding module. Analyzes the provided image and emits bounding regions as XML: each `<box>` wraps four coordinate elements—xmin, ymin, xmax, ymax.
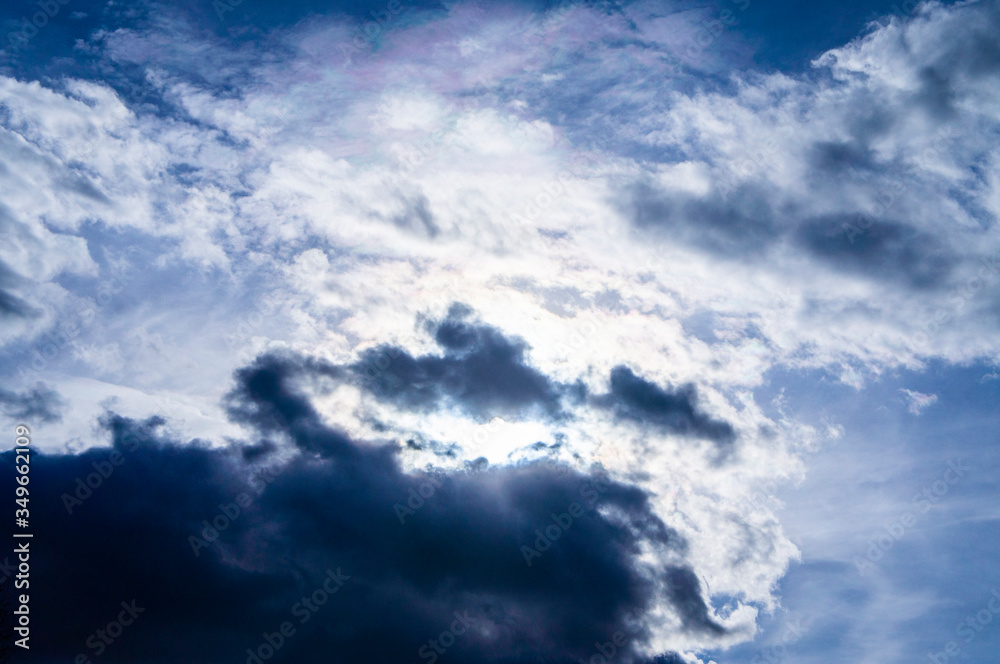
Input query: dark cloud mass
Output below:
<box><xmin>350</xmin><ymin>304</ymin><xmax>582</xmax><ymax>421</ymax></box>
<box><xmin>796</xmin><ymin>217</ymin><xmax>956</xmax><ymax>290</ymax></box>
<box><xmin>622</xmin><ymin>179</ymin><xmax>961</xmax><ymax>292</ymax></box>
<box><xmin>250</xmin><ymin>305</ymin><xmax>736</xmax><ymax>453</ymax></box>
<box><xmin>2</xmin><ymin>351</ymin><xmax>721</xmax><ymax>663</ymax></box>
<box><xmin>0</xmin><ymin>383</ymin><xmax>65</xmax><ymax>423</ymax></box>
<box><xmin>596</xmin><ymin>366</ymin><xmax>736</xmax><ymax>447</ymax></box>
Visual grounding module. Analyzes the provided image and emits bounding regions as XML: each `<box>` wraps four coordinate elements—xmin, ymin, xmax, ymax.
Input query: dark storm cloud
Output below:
<box><xmin>223</xmin><ymin>307</ymin><xmax>736</xmax><ymax>452</ymax></box>
<box><xmin>224</xmin><ymin>353</ymin><xmax>353</xmax><ymax>457</ymax></box>
<box><xmin>2</xmin><ymin>353</ymin><xmax>723</xmax><ymax>664</ymax></box>
<box><xmin>349</xmin><ymin>304</ymin><xmax>582</xmax><ymax>421</ymax></box>
<box><xmin>0</xmin><ymin>383</ymin><xmax>65</xmax><ymax>423</ymax></box>
<box><xmin>796</xmin><ymin>216</ymin><xmax>956</xmax><ymax>290</ymax></box>
<box><xmin>595</xmin><ymin>366</ymin><xmax>736</xmax><ymax>446</ymax></box>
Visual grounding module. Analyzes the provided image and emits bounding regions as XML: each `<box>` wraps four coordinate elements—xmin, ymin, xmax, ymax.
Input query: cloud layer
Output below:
<box><xmin>3</xmin><ymin>352</ymin><xmax>733</xmax><ymax>663</ymax></box>
<box><xmin>0</xmin><ymin>0</ymin><xmax>998</xmax><ymax>661</ymax></box>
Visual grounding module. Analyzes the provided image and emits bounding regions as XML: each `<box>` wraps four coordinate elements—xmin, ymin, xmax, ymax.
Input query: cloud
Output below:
<box><xmin>0</xmin><ymin>212</ymin><xmax>43</xmax><ymax>321</ymax></box>
<box><xmin>0</xmin><ymin>283</ymin><xmax>37</xmax><ymax>320</ymax></box>
<box><xmin>617</xmin><ymin>180</ymin><xmax>781</xmax><ymax>260</ymax></box>
<box><xmin>595</xmin><ymin>366</ymin><xmax>736</xmax><ymax>447</ymax></box>
<box><xmin>795</xmin><ymin>216</ymin><xmax>956</xmax><ymax>290</ymax></box>
<box><xmin>349</xmin><ymin>304</ymin><xmax>582</xmax><ymax>421</ymax></box>
<box><xmin>4</xmin><ymin>0</ymin><xmax>1000</xmax><ymax>389</ymax></box>
<box><xmin>899</xmin><ymin>388</ymin><xmax>939</xmax><ymax>415</ymax></box>
<box><xmin>225</xmin><ymin>304</ymin><xmax>739</xmax><ymax>456</ymax></box>
<box><xmin>0</xmin><ymin>1</ymin><xmax>997</xmax><ymax>660</ymax></box>
<box><xmin>0</xmin><ymin>353</ymin><xmax>731</xmax><ymax>663</ymax></box>
<box><xmin>0</xmin><ymin>382</ymin><xmax>65</xmax><ymax>423</ymax></box>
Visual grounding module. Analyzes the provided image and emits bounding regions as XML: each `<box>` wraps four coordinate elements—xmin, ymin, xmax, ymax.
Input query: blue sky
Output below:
<box><xmin>714</xmin><ymin>360</ymin><xmax>1000</xmax><ymax>663</ymax></box>
<box><xmin>1</xmin><ymin>1</ymin><xmax>999</xmax><ymax>663</ymax></box>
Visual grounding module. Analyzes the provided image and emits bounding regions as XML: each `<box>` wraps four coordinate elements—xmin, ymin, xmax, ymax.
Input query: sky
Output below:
<box><xmin>0</xmin><ymin>0</ymin><xmax>998</xmax><ymax>662</ymax></box>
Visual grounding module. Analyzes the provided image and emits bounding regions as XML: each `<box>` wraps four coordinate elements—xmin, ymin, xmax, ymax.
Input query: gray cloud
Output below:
<box><xmin>796</xmin><ymin>216</ymin><xmax>956</xmax><ymax>290</ymax></box>
<box><xmin>350</xmin><ymin>304</ymin><xmax>584</xmax><ymax>421</ymax></box>
<box><xmin>595</xmin><ymin>366</ymin><xmax>736</xmax><ymax>447</ymax></box>
<box><xmin>0</xmin><ymin>383</ymin><xmax>65</xmax><ymax>423</ymax></box>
